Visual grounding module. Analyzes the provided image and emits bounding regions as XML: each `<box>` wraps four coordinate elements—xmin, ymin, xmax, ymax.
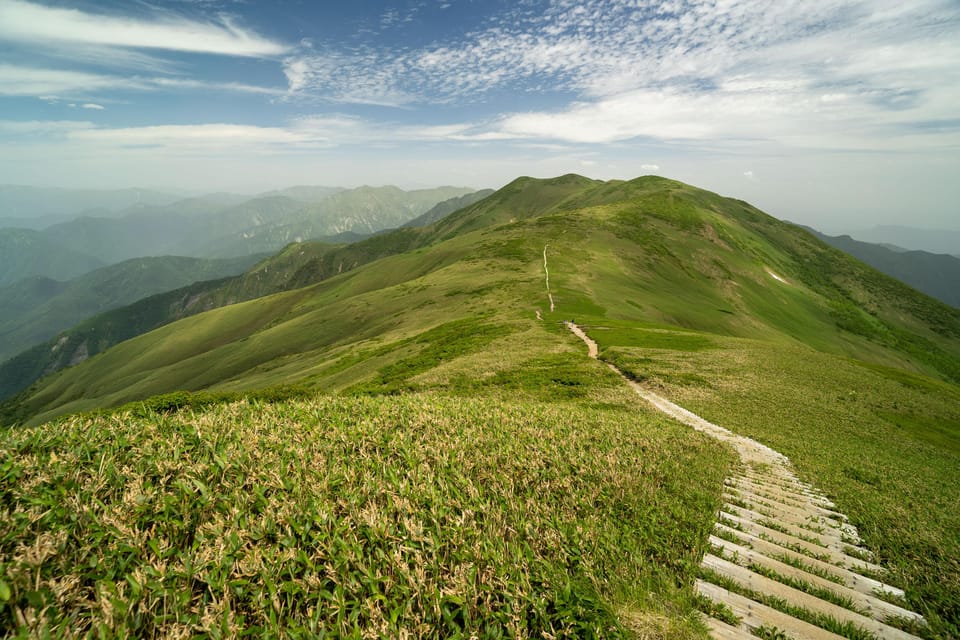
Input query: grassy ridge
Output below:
<box><xmin>599</xmin><ymin>333</ymin><xmax>960</xmax><ymax>638</ymax></box>
<box><xmin>0</xmin><ymin>392</ymin><xmax>730</xmax><ymax>637</ymax></box>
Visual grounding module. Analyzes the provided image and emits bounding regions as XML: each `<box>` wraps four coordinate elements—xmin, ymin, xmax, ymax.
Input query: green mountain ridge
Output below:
<box><xmin>2</xmin><ymin>174</ymin><xmax>959</xmax><ymax>637</ymax></box>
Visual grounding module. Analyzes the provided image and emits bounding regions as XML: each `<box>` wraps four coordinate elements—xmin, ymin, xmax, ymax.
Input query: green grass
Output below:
<box><xmin>0</xmin><ymin>392</ymin><xmax>730</xmax><ymax>637</ymax></box>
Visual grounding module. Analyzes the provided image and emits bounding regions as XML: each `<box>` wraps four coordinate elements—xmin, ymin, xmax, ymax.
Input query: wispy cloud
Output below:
<box><xmin>0</xmin><ymin>63</ymin><xmax>283</xmax><ymax>99</ymax></box>
<box><xmin>0</xmin><ymin>64</ymin><xmax>132</xmax><ymax>97</ymax></box>
<box><xmin>0</xmin><ymin>0</ymin><xmax>288</xmax><ymax>57</ymax></box>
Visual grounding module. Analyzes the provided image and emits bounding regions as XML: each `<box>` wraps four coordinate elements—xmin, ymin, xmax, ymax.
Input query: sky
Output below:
<box><xmin>0</xmin><ymin>0</ymin><xmax>958</xmax><ymax>232</ymax></box>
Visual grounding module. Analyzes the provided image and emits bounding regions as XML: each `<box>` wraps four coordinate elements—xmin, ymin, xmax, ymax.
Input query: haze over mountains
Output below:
<box><xmin>842</xmin><ymin>225</ymin><xmax>960</xmax><ymax>257</ymax></box>
<box><xmin>0</xmin><ymin>184</ymin><xmax>474</xmax><ymax>283</ymax></box>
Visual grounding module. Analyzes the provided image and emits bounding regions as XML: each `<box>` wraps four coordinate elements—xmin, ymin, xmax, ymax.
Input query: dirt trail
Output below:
<box><xmin>542</xmin><ymin>245</ymin><xmax>555</xmax><ymax>312</ymax></box>
<box><xmin>564</xmin><ymin>321</ymin><xmax>925</xmax><ymax>639</ymax></box>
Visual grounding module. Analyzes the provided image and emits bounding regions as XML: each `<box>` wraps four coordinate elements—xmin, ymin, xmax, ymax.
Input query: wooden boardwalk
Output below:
<box><xmin>564</xmin><ymin>323</ymin><xmax>927</xmax><ymax>639</ymax></box>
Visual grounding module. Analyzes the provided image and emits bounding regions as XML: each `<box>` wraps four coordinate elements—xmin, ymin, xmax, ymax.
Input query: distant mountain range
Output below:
<box><xmin>0</xmin><ymin>185</ymin><xmax>186</xmax><ymax>224</ymax></box>
<box><xmin>804</xmin><ymin>227</ymin><xmax>960</xmax><ymax>308</ymax></box>
<box><xmin>0</xmin><ymin>190</ymin><xmax>487</xmax><ymax>398</ymax></box>
<box><xmin>842</xmin><ymin>225</ymin><xmax>960</xmax><ymax>257</ymax></box>
<box><xmin>0</xmin><ymin>228</ymin><xmax>107</xmax><ymax>286</ymax></box>
<box><xmin>0</xmin><ymin>185</ymin><xmax>477</xmax><ymax>284</ymax></box>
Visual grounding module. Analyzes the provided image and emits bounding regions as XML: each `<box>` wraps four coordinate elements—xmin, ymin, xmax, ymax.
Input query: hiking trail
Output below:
<box><xmin>543</xmin><ymin>245</ymin><xmax>555</xmax><ymax>312</ymax></box>
<box><xmin>565</xmin><ymin>321</ymin><xmax>925</xmax><ymax>640</ymax></box>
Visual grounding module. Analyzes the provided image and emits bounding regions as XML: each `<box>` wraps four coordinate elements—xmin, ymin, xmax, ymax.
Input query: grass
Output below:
<box><xmin>0</xmin><ymin>392</ymin><xmax>731</xmax><ymax>637</ymax></box>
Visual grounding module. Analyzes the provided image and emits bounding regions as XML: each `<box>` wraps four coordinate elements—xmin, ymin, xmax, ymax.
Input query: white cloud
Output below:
<box><xmin>0</xmin><ymin>64</ymin><xmax>135</xmax><ymax>96</ymax></box>
<box><xmin>69</xmin><ymin>123</ymin><xmax>317</xmax><ymax>151</ymax></box>
<box><xmin>81</xmin><ymin>103</ymin><xmax>105</xmax><ymax>110</ymax></box>
<box><xmin>0</xmin><ymin>63</ymin><xmax>282</xmax><ymax>99</ymax></box>
<box><xmin>0</xmin><ymin>0</ymin><xmax>288</xmax><ymax>57</ymax></box>
<box><xmin>744</xmin><ymin>170</ymin><xmax>755</xmax><ymax>180</ymax></box>
<box><xmin>641</xmin><ymin>164</ymin><xmax>660</xmax><ymax>171</ymax></box>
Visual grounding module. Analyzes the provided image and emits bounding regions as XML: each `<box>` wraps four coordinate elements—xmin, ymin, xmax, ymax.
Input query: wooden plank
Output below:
<box><xmin>702</xmin><ymin>554</ymin><xmax>924</xmax><ymax>640</ymax></box>
<box><xmin>703</xmin><ymin>615</ymin><xmax>753</xmax><ymax>640</ymax></box>
<box><xmin>724</xmin><ymin>493</ymin><xmax>859</xmax><ymax>541</ymax></box>
<box><xmin>710</xmin><ymin>535</ymin><xmax>924</xmax><ymax>624</ymax></box>
<box><xmin>696</xmin><ymin>579</ymin><xmax>846</xmax><ymax>640</ymax></box>
<box><xmin>718</xmin><ymin>510</ymin><xmax>886</xmax><ymax>574</ymax></box>
<box><xmin>714</xmin><ymin>521</ymin><xmax>905</xmax><ymax>599</ymax></box>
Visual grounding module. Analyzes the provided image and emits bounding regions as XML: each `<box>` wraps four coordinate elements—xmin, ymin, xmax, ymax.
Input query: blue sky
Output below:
<box><xmin>0</xmin><ymin>0</ymin><xmax>958</xmax><ymax>231</ymax></box>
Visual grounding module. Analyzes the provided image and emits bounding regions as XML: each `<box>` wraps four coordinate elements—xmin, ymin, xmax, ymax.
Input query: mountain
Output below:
<box><xmin>402</xmin><ymin>189</ymin><xmax>496</xmax><ymax>227</ymax></box>
<box><xmin>807</xmin><ymin>227</ymin><xmax>960</xmax><ymax>308</ymax></box>
<box><xmin>0</xmin><ymin>254</ymin><xmax>264</xmax><ymax>363</ymax></box>
<box><xmin>35</xmin><ymin>186</ymin><xmax>475</xmax><ymax>263</ymax></box>
<box><xmin>2</xmin><ymin>175</ymin><xmax>958</xmax><ymax>637</ymax></box>
<box><xmin>200</xmin><ymin>185</ymin><xmax>477</xmax><ymax>257</ymax></box>
<box><xmin>0</xmin><ymin>227</ymin><xmax>105</xmax><ymax>286</ymax></box>
<box><xmin>845</xmin><ymin>224</ymin><xmax>960</xmax><ymax>256</ymax></box>
<box><xmin>0</xmin><ymin>184</ymin><xmax>184</xmax><ymax>221</ymax></box>
<box><xmin>258</xmin><ymin>185</ymin><xmax>344</xmax><ymax>202</ymax></box>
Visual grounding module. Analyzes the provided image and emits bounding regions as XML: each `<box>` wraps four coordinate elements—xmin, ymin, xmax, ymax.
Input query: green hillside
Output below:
<box><xmin>2</xmin><ymin>175</ymin><xmax>959</xmax><ymax>636</ymax></box>
<box><xmin>808</xmin><ymin>227</ymin><xmax>960</xmax><ymax>308</ymax></box>
<box><xmin>0</xmin><ymin>255</ymin><xmax>263</xmax><ymax>363</ymax></box>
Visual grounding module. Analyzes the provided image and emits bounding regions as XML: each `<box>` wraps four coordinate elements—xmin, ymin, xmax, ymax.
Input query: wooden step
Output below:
<box><xmin>696</xmin><ymin>579</ymin><xmax>846</xmax><ymax>640</ymax></box>
<box><xmin>728</xmin><ymin>476</ymin><xmax>836</xmax><ymax>510</ymax></box>
<box><xmin>710</xmin><ymin>535</ymin><xmax>924</xmax><ymax>624</ymax></box>
<box><xmin>723</xmin><ymin>494</ymin><xmax>859</xmax><ymax>542</ymax></box>
<box><xmin>714</xmin><ymin>522</ymin><xmax>905</xmax><ymax>600</ymax></box>
<box><xmin>718</xmin><ymin>510</ymin><xmax>886</xmax><ymax>574</ymax></box>
<box><xmin>702</xmin><ymin>554</ymin><xmax>924</xmax><ymax>640</ymax></box>
<box><xmin>726</xmin><ymin>487</ymin><xmax>849</xmax><ymax>526</ymax></box>
<box><xmin>702</xmin><ymin>615</ymin><xmax>753</xmax><ymax>640</ymax></box>
<box><xmin>722</xmin><ymin>504</ymin><xmax>851</xmax><ymax>549</ymax></box>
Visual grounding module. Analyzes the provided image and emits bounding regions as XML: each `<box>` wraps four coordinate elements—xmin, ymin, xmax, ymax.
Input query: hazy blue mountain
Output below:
<box><xmin>845</xmin><ymin>225</ymin><xmax>960</xmax><ymax>256</ymax></box>
<box><xmin>0</xmin><ymin>254</ymin><xmax>265</xmax><ymax>363</ymax></box>
<box><xmin>0</xmin><ymin>187</ymin><xmax>481</xmax><ymax>400</ymax></box>
<box><xmin>258</xmin><ymin>185</ymin><xmax>344</xmax><ymax>202</ymax></box>
<box><xmin>402</xmin><ymin>189</ymin><xmax>495</xmax><ymax>228</ymax></box>
<box><xmin>0</xmin><ymin>185</ymin><xmax>184</xmax><ymax>221</ymax></box>
<box><xmin>0</xmin><ymin>213</ymin><xmax>75</xmax><ymax>230</ymax></box>
<box><xmin>35</xmin><ymin>186</ymin><xmax>471</xmax><ymax>262</ymax></box>
<box><xmin>0</xmin><ymin>228</ymin><xmax>105</xmax><ymax>286</ymax></box>
<box><xmin>196</xmin><ymin>185</ymin><xmax>477</xmax><ymax>257</ymax></box>
<box><xmin>807</xmin><ymin>227</ymin><xmax>960</xmax><ymax>308</ymax></box>
<box><xmin>40</xmin><ymin>195</ymin><xmax>311</xmax><ymax>263</ymax></box>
